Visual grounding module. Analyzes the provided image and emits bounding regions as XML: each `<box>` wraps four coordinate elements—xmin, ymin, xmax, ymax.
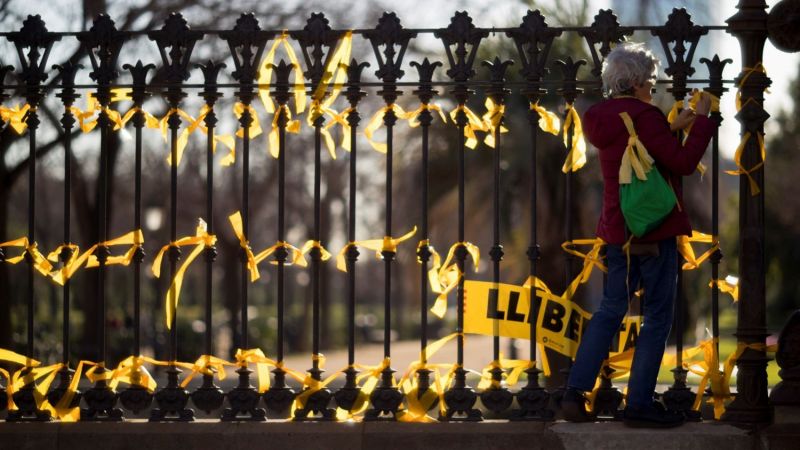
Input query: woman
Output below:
<box><xmin>559</xmin><ymin>42</ymin><xmax>715</xmax><ymax>428</ymax></box>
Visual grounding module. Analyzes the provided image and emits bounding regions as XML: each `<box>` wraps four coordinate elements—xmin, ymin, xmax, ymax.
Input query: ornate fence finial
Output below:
<box><xmin>579</xmin><ymin>9</ymin><xmax>632</xmax><ymax>79</ymax></box>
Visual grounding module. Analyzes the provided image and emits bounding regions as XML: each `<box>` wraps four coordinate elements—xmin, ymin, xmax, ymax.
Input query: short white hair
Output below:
<box><xmin>601</xmin><ymin>42</ymin><xmax>659</xmax><ymax>97</ymax></box>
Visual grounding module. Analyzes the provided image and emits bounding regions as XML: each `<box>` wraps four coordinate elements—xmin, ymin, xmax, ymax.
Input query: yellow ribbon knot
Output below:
<box><xmin>476</xmin><ymin>355</ymin><xmax>534</xmax><ymax>390</ymax></box>
<box><xmin>429</xmin><ymin>241</ymin><xmax>480</xmax><ymax>318</ymax></box>
<box><xmin>530</xmin><ymin>102</ymin><xmax>561</xmax><ymax>135</ymax></box>
<box><xmin>228</xmin><ymin>211</ymin><xmax>260</xmax><ymax>282</ymax></box>
<box><xmin>160</xmin><ymin>107</ymin><xmax>204</xmax><ymax>166</ymax></box>
<box><xmin>266</xmin><ymin>104</ymin><xmax>302</xmax><ymax>159</ymax></box>
<box><xmin>85</xmin><ymin>229</ymin><xmax>145</xmax><ymax>268</ymax></box>
<box><xmin>364</xmin><ymin>104</ymin><xmax>415</xmax><ymax>154</ymax></box>
<box><xmin>152</xmin><ymin>219</ymin><xmax>216</xmax><ymax>329</ymax></box>
<box><xmin>406</xmin><ymin>103</ymin><xmax>448</xmax><ymax>129</ymax></box>
<box><xmin>234</xmin><ymin>348</ymin><xmax>279</xmax><ymax>393</ymax></box>
<box><xmin>0</xmin><ymin>103</ymin><xmax>31</xmax><ymax>134</ymax></box>
<box><xmin>449</xmin><ymin>104</ymin><xmax>488</xmax><ymax>149</ymax></box>
<box><xmin>179</xmin><ymin>354</ymin><xmax>235</xmax><ymax>388</ymax></box>
<box><xmin>710</xmin><ymin>275</ymin><xmax>739</xmax><ymax>302</ymax></box>
<box><xmin>481</xmin><ymin>98</ymin><xmax>508</xmax><ymax>148</ymax></box>
<box><xmin>254</xmin><ymin>240</ymin><xmax>309</xmax><ymax>267</ymax></box>
<box><xmin>335</xmin><ymin>227</ymin><xmax>418</xmax><ymax>273</ymax></box>
<box><xmin>561</xmin><ymin>103</ymin><xmax>587</xmax><ymax>172</ymax></box>
<box><xmin>677</xmin><ymin>230</ymin><xmax>719</xmax><ymax>270</ymax></box>
<box><xmin>0</xmin><ymin>237</ymin><xmax>53</xmax><ymax>276</ymax></box>
<box><xmin>258</xmin><ymin>30</ymin><xmax>307</xmax><ymax>116</ymax></box>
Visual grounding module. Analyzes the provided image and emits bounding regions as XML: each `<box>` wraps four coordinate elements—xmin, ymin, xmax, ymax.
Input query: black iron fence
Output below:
<box><xmin>0</xmin><ymin>0</ymin><xmax>791</xmax><ymax>424</ymax></box>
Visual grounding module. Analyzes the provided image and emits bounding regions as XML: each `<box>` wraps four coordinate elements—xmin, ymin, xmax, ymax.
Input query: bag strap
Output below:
<box><xmin>618</xmin><ymin>111</ymin><xmax>655</xmax><ymax>184</ymax></box>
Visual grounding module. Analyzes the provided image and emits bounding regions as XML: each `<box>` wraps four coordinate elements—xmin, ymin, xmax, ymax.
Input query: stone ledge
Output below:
<box><xmin>1</xmin><ymin>420</ymin><xmax>792</xmax><ymax>450</ymax></box>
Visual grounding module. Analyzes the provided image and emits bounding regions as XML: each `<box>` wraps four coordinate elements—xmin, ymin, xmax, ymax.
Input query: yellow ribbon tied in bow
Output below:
<box><xmin>0</xmin><ymin>237</ymin><xmax>53</xmax><ymax>277</ymax></box>
<box><xmin>618</xmin><ymin>111</ymin><xmax>655</xmax><ymax>184</ymax></box>
<box><xmin>476</xmin><ymin>355</ymin><xmax>534</xmax><ymax>391</ymax></box>
<box><xmin>152</xmin><ymin>219</ymin><xmax>216</xmax><ymax>329</ymax></box>
<box><xmin>335</xmin><ymin>227</ymin><xmax>418</xmax><ymax>273</ymax></box>
<box><xmin>234</xmin><ymin>348</ymin><xmax>279</xmax><ymax>393</ymax></box>
<box><xmin>429</xmin><ymin>241</ymin><xmax>480</xmax><ymax>318</ymax></box>
<box><xmin>710</xmin><ymin>275</ymin><xmax>739</xmax><ymax>302</ymax></box>
<box><xmin>70</xmin><ymin>88</ymin><xmax>131</xmax><ymax>133</ymax></box>
<box><xmin>46</xmin><ymin>230</ymin><xmax>143</xmax><ymax>285</ymax></box>
<box><xmin>481</xmin><ymin>98</ymin><xmax>508</xmax><ymax>149</ymax></box>
<box><xmin>160</xmin><ymin>107</ymin><xmax>203</xmax><ymax>166</ymax></box>
<box><xmin>266</xmin><ymin>104</ymin><xmax>302</xmax><ymax>159</ymax></box>
<box><xmin>678</xmin><ymin>230</ymin><xmax>718</xmax><ymax>270</ymax></box>
<box><xmin>449</xmin><ymin>104</ymin><xmax>488</xmax><ymax>150</ymax></box>
<box><xmin>406</xmin><ymin>103</ymin><xmax>448</xmax><ymax>129</ymax></box>
<box><xmin>530</xmin><ymin>102</ymin><xmax>561</xmax><ymax>136</ymax></box>
<box><xmin>364</xmin><ymin>104</ymin><xmax>415</xmax><ymax>153</ymax></box>
<box><xmin>0</xmin><ymin>103</ymin><xmax>31</xmax><ymax>134</ymax></box>
<box><xmin>229</xmin><ymin>211</ymin><xmax>261</xmax><ymax>282</ymax></box>
<box><xmin>258</xmin><ymin>30</ymin><xmax>307</xmax><ymax>116</ymax></box>
<box><xmin>561</xmin><ymin>103</ymin><xmax>587</xmax><ymax>173</ymax></box>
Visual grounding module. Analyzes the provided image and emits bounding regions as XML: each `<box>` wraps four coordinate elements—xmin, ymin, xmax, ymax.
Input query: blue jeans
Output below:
<box><xmin>567</xmin><ymin>237</ymin><xmax>677</xmax><ymax>409</ymax></box>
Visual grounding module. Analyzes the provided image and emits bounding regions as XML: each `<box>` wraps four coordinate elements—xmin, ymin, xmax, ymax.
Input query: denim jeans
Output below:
<box><xmin>567</xmin><ymin>237</ymin><xmax>678</xmax><ymax>409</ymax></box>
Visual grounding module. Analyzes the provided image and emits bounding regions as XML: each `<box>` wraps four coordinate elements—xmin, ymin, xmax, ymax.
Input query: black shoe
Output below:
<box><xmin>623</xmin><ymin>403</ymin><xmax>685</xmax><ymax>428</ymax></box>
<box><xmin>561</xmin><ymin>388</ymin><xmax>595</xmax><ymax>423</ymax></box>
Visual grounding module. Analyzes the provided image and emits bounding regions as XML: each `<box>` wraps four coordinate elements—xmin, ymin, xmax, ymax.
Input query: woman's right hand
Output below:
<box><xmin>694</xmin><ymin>89</ymin><xmax>711</xmax><ymax>116</ymax></box>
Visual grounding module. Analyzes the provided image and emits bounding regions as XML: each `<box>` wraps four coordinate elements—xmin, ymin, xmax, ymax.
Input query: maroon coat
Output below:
<box><xmin>583</xmin><ymin>97</ymin><xmax>717</xmax><ymax>245</ymax></box>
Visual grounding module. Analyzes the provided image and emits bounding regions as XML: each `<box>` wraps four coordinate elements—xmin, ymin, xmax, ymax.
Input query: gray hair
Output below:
<box><xmin>601</xmin><ymin>42</ymin><xmax>659</xmax><ymax>97</ymax></box>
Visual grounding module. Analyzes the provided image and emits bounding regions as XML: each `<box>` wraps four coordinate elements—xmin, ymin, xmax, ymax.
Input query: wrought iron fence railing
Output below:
<box><xmin>0</xmin><ymin>1</ymin><xmax>786</xmax><ymax>424</ymax></box>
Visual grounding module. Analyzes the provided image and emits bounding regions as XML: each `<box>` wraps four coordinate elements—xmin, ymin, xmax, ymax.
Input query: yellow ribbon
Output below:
<box><xmin>710</xmin><ymin>275</ymin><xmax>739</xmax><ymax>302</ymax></box>
<box><xmin>71</xmin><ymin>88</ymin><xmax>131</xmax><ymax>133</ymax></box>
<box><xmin>406</xmin><ymin>103</ymin><xmax>448</xmax><ymax>129</ymax></box>
<box><xmin>677</xmin><ymin>230</ymin><xmax>719</xmax><ymax>270</ymax></box>
<box><xmin>266</xmin><ymin>104</ymin><xmax>302</xmax><ymax>159</ymax></box>
<box><xmin>84</xmin><ymin>229</ymin><xmax>145</xmax><ymax>268</ymax></box>
<box><xmin>449</xmin><ymin>104</ymin><xmax>488</xmax><ymax>150</ymax></box>
<box><xmin>429</xmin><ymin>241</ymin><xmax>480</xmax><ymax>318</ymax></box>
<box><xmin>0</xmin><ymin>237</ymin><xmax>53</xmax><ymax>277</ymax></box>
<box><xmin>179</xmin><ymin>354</ymin><xmax>235</xmax><ymax>388</ymax></box>
<box><xmin>395</xmin><ymin>333</ymin><xmax>461</xmax><ymax>422</ymax></box>
<box><xmin>176</xmin><ymin>105</ymin><xmax>237</xmax><ymax>166</ymax></box>
<box><xmin>561</xmin><ymin>103</ymin><xmax>587</xmax><ymax>173</ymax></box>
<box><xmin>530</xmin><ymin>102</ymin><xmax>561</xmax><ymax>136</ymax></box>
<box><xmin>298</xmin><ymin>240</ymin><xmax>332</xmax><ymax>264</ymax></box>
<box><xmin>364</xmin><ymin>104</ymin><xmax>415</xmax><ymax>153</ymax></box>
<box><xmin>228</xmin><ymin>211</ymin><xmax>260</xmax><ymax>282</ymax></box>
<box><xmin>234</xmin><ymin>348</ymin><xmax>281</xmax><ymax>393</ymax></box>
<box><xmin>335</xmin><ymin>227</ymin><xmax>418</xmax><ymax>274</ymax></box>
<box><xmin>258</xmin><ymin>31</ymin><xmax>307</xmax><ymax>116</ymax></box>
<box><xmin>151</xmin><ymin>219</ymin><xmax>216</xmax><ymax>329</ymax></box>
<box><xmin>481</xmin><ymin>97</ymin><xmax>508</xmax><ymax>149</ymax></box>
<box><xmin>476</xmin><ymin>354</ymin><xmax>534</xmax><ymax>390</ymax></box>
<box><xmin>307</xmin><ymin>101</ymin><xmax>345</xmax><ymax>160</ymax></box>
<box><xmin>724</xmin><ymin>113</ymin><xmax>765</xmax><ymax>196</ymax></box>
<box><xmin>618</xmin><ymin>111</ymin><xmax>655</xmax><ymax>184</ymax></box>
<box><xmin>735</xmin><ymin>63</ymin><xmax>769</xmax><ymax>112</ymax></box>
<box><xmin>160</xmin><ymin>107</ymin><xmax>205</xmax><ymax>166</ymax></box>
<box><xmin>560</xmin><ymin>238</ymin><xmax>607</xmax><ymax>282</ymax></box>
<box><xmin>106</xmin><ymin>356</ymin><xmax>159</xmax><ymax>392</ymax></box>
<box><xmin>253</xmin><ymin>240</ymin><xmax>309</xmax><ymax>267</ymax></box>
<box><xmin>0</xmin><ymin>103</ymin><xmax>31</xmax><ymax>134</ymax></box>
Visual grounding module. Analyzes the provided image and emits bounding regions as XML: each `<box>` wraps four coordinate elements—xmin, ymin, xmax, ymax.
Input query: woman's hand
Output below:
<box><xmin>694</xmin><ymin>89</ymin><xmax>711</xmax><ymax>116</ymax></box>
<box><xmin>670</xmin><ymin>108</ymin><xmax>696</xmax><ymax>132</ymax></box>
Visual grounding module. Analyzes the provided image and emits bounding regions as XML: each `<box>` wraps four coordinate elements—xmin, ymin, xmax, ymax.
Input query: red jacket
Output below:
<box><xmin>583</xmin><ymin>97</ymin><xmax>717</xmax><ymax>245</ymax></box>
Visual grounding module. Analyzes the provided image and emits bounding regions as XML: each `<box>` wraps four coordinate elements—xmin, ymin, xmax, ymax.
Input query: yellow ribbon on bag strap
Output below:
<box><xmin>179</xmin><ymin>355</ymin><xmax>235</xmax><ymax>388</ymax></box>
<box><xmin>228</xmin><ymin>211</ymin><xmax>260</xmax><ymax>282</ymax></box>
<box><xmin>618</xmin><ymin>111</ymin><xmax>655</xmax><ymax>184</ymax></box>
<box><xmin>0</xmin><ymin>237</ymin><xmax>53</xmax><ymax>276</ymax></box>
<box><xmin>406</xmin><ymin>103</ymin><xmax>448</xmax><ymax>128</ymax></box>
<box><xmin>530</xmin><ymin>102</ymin><xmax>561</xmax><ymax>135</ymax></box>
<box><xmin>152</xmin><ymin>219</ymin><xmax>216</xmax><ymax>329</ymax></box>
<box><xmin>677</xmin><ymin>230</ymin><xmax>719</xmax><ymax>270</ymax></box>
<box><xmin>710</xmin><ymin>275</ymin><xmax>739</xmax><ymax>302</ymax></box>
<box><xmin>364</xmin><ymin>104</ymin><xmax>415</xmax><ymax>153</ymax></box>
<box><xmin>429</xmin><ymin>241</ymin><xmax>480</xmax><ymax>318</ymax></box>
<box><xmin>258</xmin><ymin>30</ymin><xmax>307</xmax><ymax>115</ymax></box>
<box><xmin>84</xmin><ymin>229</ymin><xmax>145</xmax><ymax>268</ymax></box>
<box><xmin>561</xmin><ymin>103</ymin><xmax>587</xmax><ymax>172</ymax></box>
<box><xmin>449</xmin><ymin>104</ymin><xmax>488</xmax><ymax>149</ymax></box>
<box><xmin>481</xmin><ymin>97</ymin><xmax>508</xmax><ymax>149</ymax></box>
<box><xmin>0</xmin><ymin>103</ymin><xmax>31</xmax><ymax>134</ymax></box>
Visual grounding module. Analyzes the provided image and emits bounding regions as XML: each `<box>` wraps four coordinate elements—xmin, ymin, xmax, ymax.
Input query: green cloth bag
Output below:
<box><xmin>617</xmin><ymin>111</ymin><xmax>677</xmax><ymax>237</ymax></box>
<box><xmin>620</xmin><ymin>168</ymin><xmax>677</xmax><ymax>237</ymax></box>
